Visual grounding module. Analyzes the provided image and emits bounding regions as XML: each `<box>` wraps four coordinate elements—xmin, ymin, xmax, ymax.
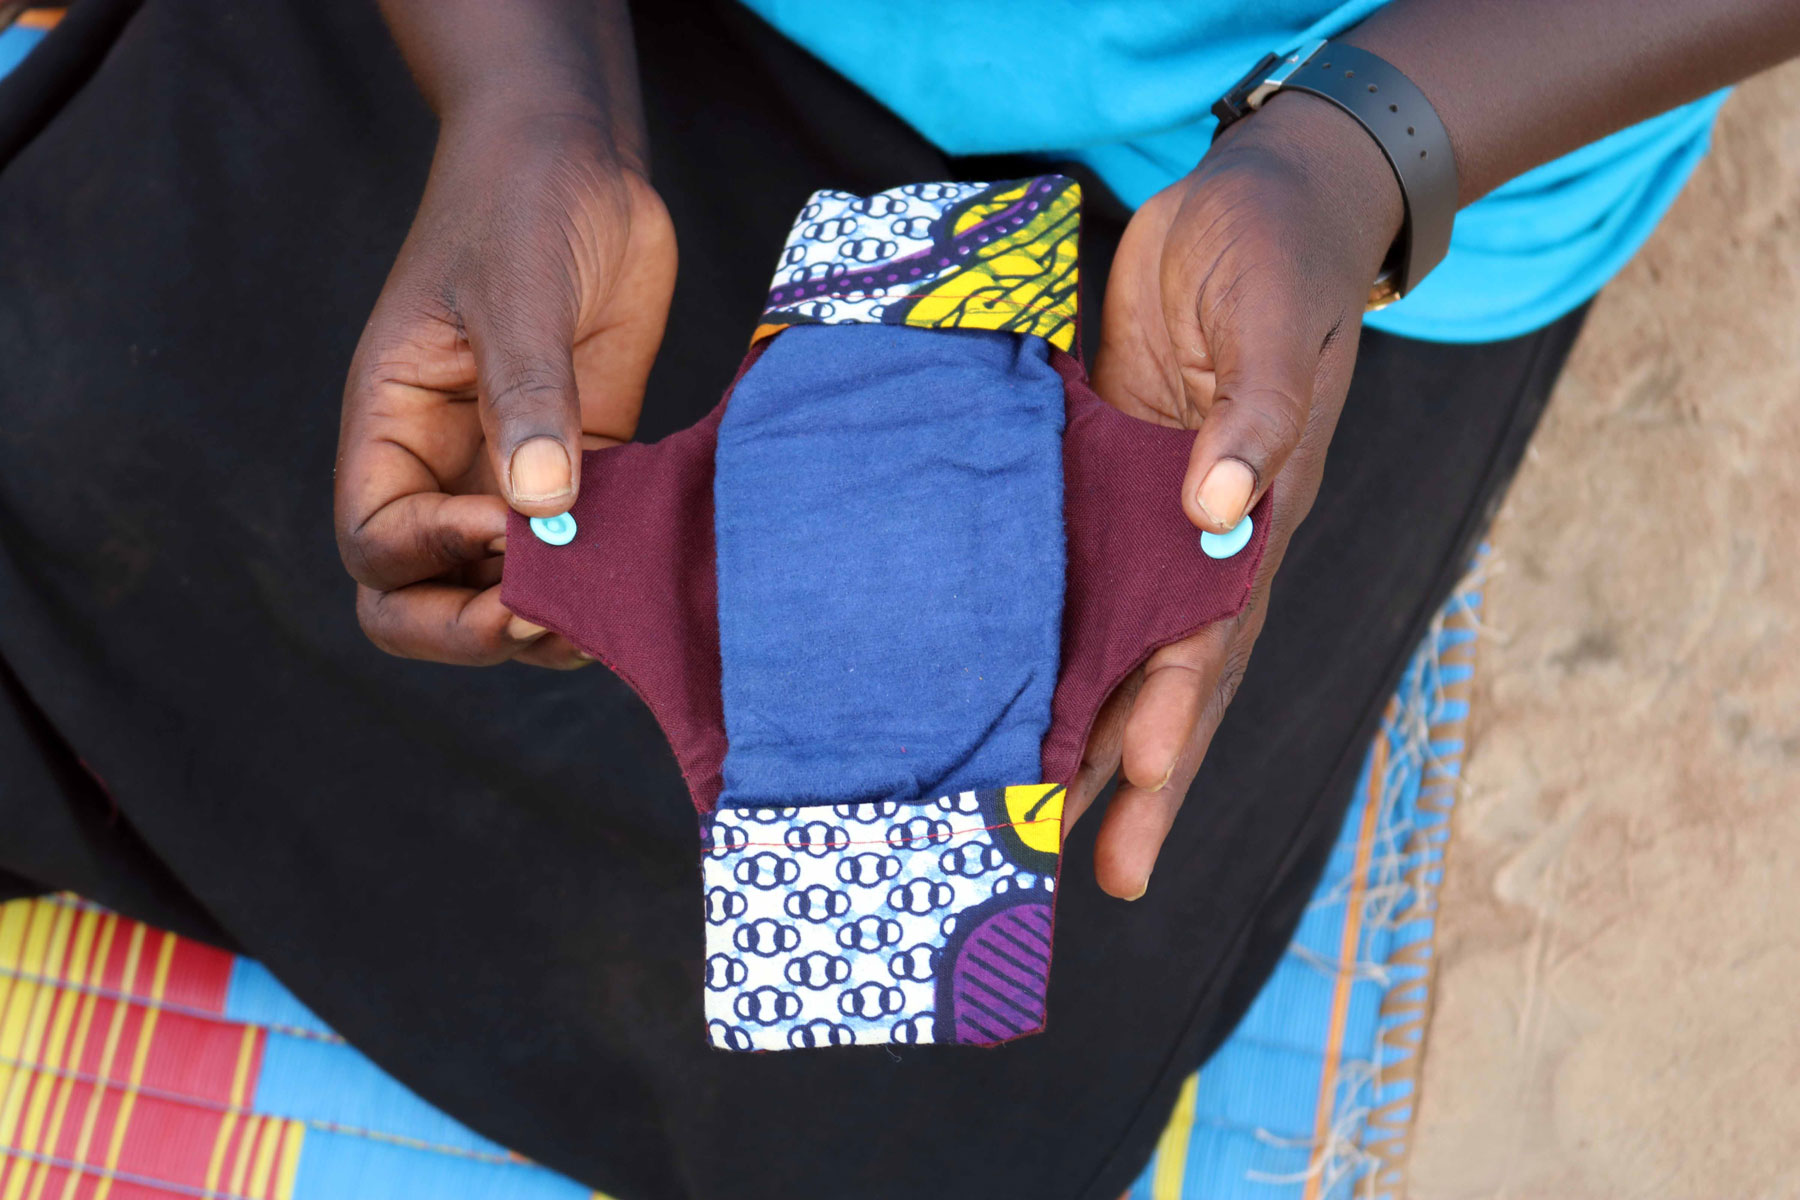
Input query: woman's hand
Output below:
<box><xmin>1071</xmin><ymin>96</ymin><xmax>1403</xmax><ymax>898</ymax></box>
<box><xmin>334</xmin><ymin>107</ymin><xmax>675</xmax><ymax>668</ymax></box>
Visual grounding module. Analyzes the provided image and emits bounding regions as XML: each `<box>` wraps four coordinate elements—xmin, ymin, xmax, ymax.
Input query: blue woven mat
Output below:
<box><xmin>1125</xmin><ymin>561</ymin><xmax>1482</xmax><ymax>1200</ymax></box>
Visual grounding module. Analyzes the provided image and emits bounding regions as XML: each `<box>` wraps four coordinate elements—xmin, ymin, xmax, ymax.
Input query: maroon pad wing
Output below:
<box><xmin>1042</xmin><ymin>349</ymin><xmax>1270</xmax><ymax>782</ymax></box>
<box><xmin>499</xmin><ymin>406</ymin><xmax>733</xmax><ymax>813</ymax></box>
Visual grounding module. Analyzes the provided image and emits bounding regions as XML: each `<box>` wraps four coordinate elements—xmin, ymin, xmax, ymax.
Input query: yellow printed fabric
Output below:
<box><xmin>757</xmin><ymin>176</ymin><xmax>1080</xmax><ymax>352</ymax></box>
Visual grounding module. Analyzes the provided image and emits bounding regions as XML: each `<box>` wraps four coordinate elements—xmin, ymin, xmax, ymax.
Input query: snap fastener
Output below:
<box><xmin>1200</xmin><ymin>514</ymin><xmax>1253</xmax><ymax>560</ymax></box>
<box><xmin>530</xmin><ymin>513</ymin><xmax>577</xmax><ymax>546</ymax></box>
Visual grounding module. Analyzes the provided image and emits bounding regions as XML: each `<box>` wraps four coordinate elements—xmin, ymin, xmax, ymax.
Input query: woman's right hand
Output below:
<box><xmin>334</xmin><ymin>105</ymin><xmax>676</xmax><ymax>667</ymax></box>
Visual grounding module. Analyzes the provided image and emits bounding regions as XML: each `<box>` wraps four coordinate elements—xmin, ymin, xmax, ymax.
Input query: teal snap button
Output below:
<box><xmin>1200</xmin><ymin>514</ymin><xmax>1253</xmax><ymax>560</ymax></box>
<box><xmin>529</xmin><ymin>513</ymin><xmax>577</xmax><ymax>546</ymax></box>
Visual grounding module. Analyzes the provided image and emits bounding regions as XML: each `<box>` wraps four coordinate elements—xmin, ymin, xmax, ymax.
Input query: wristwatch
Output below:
<box><xmin>1212</xmin><ymin>39</ymin><xmax>1458</xmax><ymax>310</ymax></box>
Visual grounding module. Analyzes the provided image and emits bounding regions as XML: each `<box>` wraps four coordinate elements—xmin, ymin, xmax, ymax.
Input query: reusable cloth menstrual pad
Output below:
<box><xmin>501</xmin><ymin>176</ymin><xmax>1269</xmax><ymax>1051</ymax></box>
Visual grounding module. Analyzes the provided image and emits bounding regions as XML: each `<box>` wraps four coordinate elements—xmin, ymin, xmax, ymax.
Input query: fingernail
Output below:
<box><xmin>1196</xmin><ymin>458</ymin><xmax>1256</xmax><ymax>530</ymax></box>
<box><xmin>574</xmin><ymin>650</ymin><xmax>595</xmax><ymax>662</ymax></box>
<box><xmin>1126</xmin><ymin>873</ymin><xmax>1150</xmax><ymax>902</ymax></box>
<box><xmin>506</xmin><ymin>616</ymin><xmax>547</xmax><ymax>642</ymax></box>
<box><xmin>509</xmin><ymin>438</ymin><xmax>573</xmax><ymax>503</ymax></box>
<box><xmin>487</xmin><ymin>535</ymin><xmax>507</xmax><ymax>555</ymax></box>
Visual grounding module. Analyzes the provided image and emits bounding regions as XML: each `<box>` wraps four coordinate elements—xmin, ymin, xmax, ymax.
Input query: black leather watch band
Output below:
<box><xmin>1212</xmin><ymin>40</ymin><xmax>1457</xmax><ymax>305</ymax></box>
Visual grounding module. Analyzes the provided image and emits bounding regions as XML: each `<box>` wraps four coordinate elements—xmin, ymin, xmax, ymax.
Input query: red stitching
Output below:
<box><xmin>706</xmin><ymin>816</ymin><xmax>1060</xmax><ymax>854</ymax></box>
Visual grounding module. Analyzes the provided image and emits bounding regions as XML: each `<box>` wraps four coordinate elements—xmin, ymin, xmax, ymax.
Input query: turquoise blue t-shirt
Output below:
<box><xmin>740</xmin><ymin>0</ymin><xmax>1727</xmax><ymax>343</ymax></box>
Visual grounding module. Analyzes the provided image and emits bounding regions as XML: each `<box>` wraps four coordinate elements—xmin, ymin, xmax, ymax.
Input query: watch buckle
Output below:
<box><xmin>1244</xmin><ymin>39</ymin><xmax>1327</xmax><ymax>110</ymax></box>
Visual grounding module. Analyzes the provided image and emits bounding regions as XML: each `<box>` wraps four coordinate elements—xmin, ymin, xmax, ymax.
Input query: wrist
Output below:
<box><xmin>380</xmin><ymin>0</ymin><xmax>648</xmax><ymax>167</ymax></box>
<box><xmin>440</xmin><ymin>67</ymin><xmax>607</xmax><ymax>129</ymax></box>
<box><xmin>1216</xmin><ymin>92</ymin><xmax>1406</xmax><ymax>286</ymax></box>
<box><xmin>440</xmin><ymin>87</ymin><xmax>645</xmax><ymax>179</ymax></box>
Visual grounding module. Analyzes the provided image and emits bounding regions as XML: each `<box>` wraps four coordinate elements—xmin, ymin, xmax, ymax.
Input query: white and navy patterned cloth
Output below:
<box><xmin>702</xmin><ymin>786</ymin><xmax>1065</xmax><ymax>1051</ymax></box>
<box><xmin>763</xmin><ymin>181</ymin><xmax>991</xmax><ymax>327</ymax></box>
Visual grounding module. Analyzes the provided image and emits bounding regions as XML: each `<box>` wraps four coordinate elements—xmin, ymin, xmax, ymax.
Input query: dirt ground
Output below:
<box><xmin>1406</xmin><ymin>63</ymin><xmax>1800</xmax><ymax>1200</ymax></box>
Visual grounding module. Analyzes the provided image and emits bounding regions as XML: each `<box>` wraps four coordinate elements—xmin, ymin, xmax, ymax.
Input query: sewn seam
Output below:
<box><xmin>705</xmin><ymin>816</ymin><xmax>1059</xmax><ymax>854</ymax></box>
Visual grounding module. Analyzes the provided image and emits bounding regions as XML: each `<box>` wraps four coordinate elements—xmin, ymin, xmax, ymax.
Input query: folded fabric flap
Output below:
<box><xmin>701</xmin><ymin>784</ymin><xmax>1064</xmax><ymax>1051</ymax></box>
<box><xmin>1040</xmin><ymin>350</ymin><xmax>1271</xmax><ymax>783</ymax></box>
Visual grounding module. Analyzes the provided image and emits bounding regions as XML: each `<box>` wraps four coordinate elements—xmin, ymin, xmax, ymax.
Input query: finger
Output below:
<box><xmin>1163</xmin><ymin>264</ymin><xmax>1321</xmax><ymax>533</ymax></box>
<box><xmin>513</xmin><ymin>632</ymin><xmax>596</xmax><ymax>671</ymax></box>
<box><xmin>1094</xmin><ymin>603</ymin><xmax>1270</xmax><ymax>900</ymax></box>
<box><xmin>1183</xmin><ymin>316</ymin><xmax>1317</xmax><ymax>532</ymax></box>
<box><xmin>1063</xmin><ymin>670</ymin><xmax>1142</xmax><ymax>833</ymax></box>
<box><xmin>1093</xmin><ymin>781</ymin><xmax>1186</xmax><ymax>902</ymax></box>
<box><xmin>462</xmin><ymin>548</ymin><xmax>505</xmax><ymax>592</ymax></box>
<box><xmin>1092</xmin><ymin>635</ymin><xmax>1225</xmax><ymax>900</ymax></box>
<box><xmin>335</xmin><ymin>362</ymin><xmax>488</xmax><ymax>587</ymax></box>
<box><xmin>1119</xmin><ymin>622</ymin><xmax>1231</xmax><ymax>792</ymax></box>
<box><xmin>1093</xmin><ymin>681</ymin><xmax>1221</xmax><ymax>902</ymax></box>
<box><xmin>356</xmin><ymin>582</ymin><xmax>551</xmax><ymax>666</ymax></box>
<box><xmin>463</xmin><ymin>270</ymin><xmax>584</xmax><ymax>517</ymax></box>
<box><xmin>339</xmin><ymin>490</ymin><xmax>508</xmax><ymax>592</ymax></box>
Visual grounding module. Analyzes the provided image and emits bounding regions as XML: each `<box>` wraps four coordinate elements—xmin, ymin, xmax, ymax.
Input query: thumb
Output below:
<box><xmin>1177</xmin><ymin>289</ymin><xmax>1319</xmax><ymax>534</ymax></box>
<box><xmin>465</xmin><ymin>278</ymin><xmax>584</xmax><ymax>517</ymax></box>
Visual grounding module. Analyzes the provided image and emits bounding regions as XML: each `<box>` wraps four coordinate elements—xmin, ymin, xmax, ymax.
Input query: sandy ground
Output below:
<box><xmin>1405</xmin><ymin>63</ymin><xmax>1800</xmax><ymax>1200</ymax></box>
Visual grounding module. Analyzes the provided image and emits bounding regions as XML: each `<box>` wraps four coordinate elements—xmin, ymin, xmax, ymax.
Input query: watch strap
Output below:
<box><xmin>1213</xmin><ymin>40</ymin><xmax>1457</xmax><ymax>300</ymax></box>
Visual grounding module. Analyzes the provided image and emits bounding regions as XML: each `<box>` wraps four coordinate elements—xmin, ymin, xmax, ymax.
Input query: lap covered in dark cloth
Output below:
<box><xmin>0</xmin><ymin>1</ymin><xmax>1585</xmax><ymax>1197</ymax></box>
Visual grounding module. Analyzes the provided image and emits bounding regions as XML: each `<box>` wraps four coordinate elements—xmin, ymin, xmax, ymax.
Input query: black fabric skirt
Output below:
<box><xmin>0</xmin><ymin>2</ymin><xmax>1586</xmax><ymax>1196</ymax></box>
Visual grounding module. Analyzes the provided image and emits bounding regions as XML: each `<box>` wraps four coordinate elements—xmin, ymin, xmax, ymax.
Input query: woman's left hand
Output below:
<box><xmin>1071</xmin><ymin>95</ymin><xmax>1404</xmax><ymax>899</ymax></box>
